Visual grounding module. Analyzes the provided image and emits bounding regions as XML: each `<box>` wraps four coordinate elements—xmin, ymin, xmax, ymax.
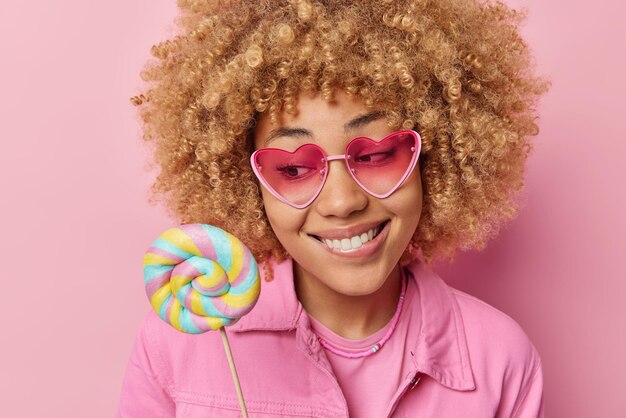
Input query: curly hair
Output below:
<box><xmin>131</xmin><ymin>0</ymin><xmax>549</xmax><ymax>280</ymax></box>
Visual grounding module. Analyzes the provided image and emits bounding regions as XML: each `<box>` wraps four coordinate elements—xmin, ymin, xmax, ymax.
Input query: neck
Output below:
<box><xmin>294</xmin><ymin>262</ymin><xmax>403</xmax><ymax>339</ymax></box>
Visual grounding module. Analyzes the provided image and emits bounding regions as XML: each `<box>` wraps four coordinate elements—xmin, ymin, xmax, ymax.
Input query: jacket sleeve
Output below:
<box><xmin>511</xmin><ymin>362</ymin><xmax>545</xmax><ymax>418</ymax></box>
<box><xmin>117</xmin><ymin>315</ymin><xmax>176</xmax><ymax>418</ymax></box>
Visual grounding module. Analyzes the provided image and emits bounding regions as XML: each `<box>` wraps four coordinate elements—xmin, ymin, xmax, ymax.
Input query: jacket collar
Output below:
<box><xmin>407</xmin><ymin>262</ymin><xmax>476</xmax><ymax>391</ymax></box>
<box><xmin>229</xmin><ymin>257</ymin><xmax>475</xmax><ymax>391</ymax></box>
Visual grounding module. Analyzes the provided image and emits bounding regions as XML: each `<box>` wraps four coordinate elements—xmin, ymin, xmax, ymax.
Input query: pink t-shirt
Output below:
<box><xmin>307</xmin><ymin>270</ymin><xmax>421</xmax><ymax>417</ymax></box>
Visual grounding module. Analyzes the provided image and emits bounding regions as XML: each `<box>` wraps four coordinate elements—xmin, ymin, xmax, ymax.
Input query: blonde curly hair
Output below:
<box><xmin>131</xmin><ymin>0</ymin><xmax>549</xmax><ymax>280</ymax></box>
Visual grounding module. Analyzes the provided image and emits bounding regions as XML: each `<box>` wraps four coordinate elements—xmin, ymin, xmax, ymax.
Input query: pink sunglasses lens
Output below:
<box><xmin>346</xmin><ymin>132</ymin><xmax>418</xmax><ymax>196</ymax></box>
<box><xmin>253</xmin><ymin>145</ymin><xmax>326</xmax><ymax>207</ymax></box>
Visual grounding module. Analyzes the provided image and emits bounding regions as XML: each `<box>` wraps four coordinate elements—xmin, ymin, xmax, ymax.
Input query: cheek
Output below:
<box><xmin>389</xmin><ymin>172</ymin><xmax>423</xmax><ymax>228</ymax></box>
<box><xmin>261</xmin><ymin>190</ymin><xmax>307</xmax><ymax>241</ymax></box>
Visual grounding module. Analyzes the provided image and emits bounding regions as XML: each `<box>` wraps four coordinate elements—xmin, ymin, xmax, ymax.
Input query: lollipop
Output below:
<box><xmin>143</xmin><ymin>223</ymin><xmax>260</xmax><ymax>333</ymax></box>
<box><xmin>142</xmin><ymin>223</ymin><xmax>261</xmax><ymax>417</ymax></box>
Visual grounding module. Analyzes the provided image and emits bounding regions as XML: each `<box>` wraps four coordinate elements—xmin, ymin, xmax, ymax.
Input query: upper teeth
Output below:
<box><xmin>321</xmin><ymin>224</ymin><xmax>383</xmax><ymax>251</ymax></box>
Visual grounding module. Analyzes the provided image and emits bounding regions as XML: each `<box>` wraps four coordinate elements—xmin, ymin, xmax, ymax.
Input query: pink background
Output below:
<box><xmin>0</xmin><ymin>0</ymin><xmax>624</xmax><ymax>416</ymax></box>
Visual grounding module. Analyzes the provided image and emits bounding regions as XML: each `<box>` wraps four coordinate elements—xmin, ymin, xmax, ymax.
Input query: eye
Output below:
<box><xmin>275</xmin><ymin>164</ymin><xmax>315</xmax><ymax>180</ymax></box>
<box><xmin>354</xmin><ymin>148</ymin><xmax>396</xmax><ymax>164</ymax></box>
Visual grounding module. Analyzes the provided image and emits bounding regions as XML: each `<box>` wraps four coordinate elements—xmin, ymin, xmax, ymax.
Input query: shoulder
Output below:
<box><xmin>406</xmin><ymin>262</ymin><xmax>542</xmax><ymax>388</ymax></box>
<box><xmin>139</xmin><ymin>307</ymin><xmax>225</xmax><ymax>349</ymax></box>
<box><xmin>138</xmin><ymin>307</ymin><xmax>182</xmax><ymax>346</ymax></box>
<box><xmin>408</xmin><ymin>261</ymin><xmax>540</xmax><ymax>371</ymax></box>
<box><xmin>450</xmin><ymin>287</ymin><xmax>539</xmax><ymax>355</ymax></box>
<box><xmin>405</xmin><ymin>261</ymin><xmax>545</xmax><ymax>415</ymax></box>
<box><xmin>449</xmin><ymin>286</ymin><xmax>542</xmax><ymax>386</ymax></box>
<box><xmin>136</xmin><ymin>308</ymin><xmax>224</xmax><ymax>372</ymax></box>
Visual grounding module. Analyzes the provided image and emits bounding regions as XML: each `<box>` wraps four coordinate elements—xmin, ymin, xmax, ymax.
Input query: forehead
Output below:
<box><xmin>253</xmin><ymin>90</ymin><xmax>389</xmax><ymax>149</ymax></box>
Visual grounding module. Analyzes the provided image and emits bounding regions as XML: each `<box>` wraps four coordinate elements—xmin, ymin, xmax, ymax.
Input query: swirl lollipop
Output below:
<box><xmin>143</xmin><ymin>223</ymin><xmax>261</xmax><ymax>417</ymax></box>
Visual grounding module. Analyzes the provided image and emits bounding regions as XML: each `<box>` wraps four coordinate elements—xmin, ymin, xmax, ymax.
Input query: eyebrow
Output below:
<box><xmin>264</xmin><ymin>110</ymin><xmax>386</xmax><ymax>146</ymax></box>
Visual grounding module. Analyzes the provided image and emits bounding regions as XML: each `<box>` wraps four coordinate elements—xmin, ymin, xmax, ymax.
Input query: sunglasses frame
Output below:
<box><xmin>250</xmin><ymin>129</ymin><xmax>422</xmax><ymax>209</ymax></box>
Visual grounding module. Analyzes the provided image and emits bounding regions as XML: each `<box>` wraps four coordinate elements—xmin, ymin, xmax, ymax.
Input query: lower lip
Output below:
<box><xmin>309</xmin><ymin>221</ymin><xmax>390</xmax><ymax>259</ymax></box>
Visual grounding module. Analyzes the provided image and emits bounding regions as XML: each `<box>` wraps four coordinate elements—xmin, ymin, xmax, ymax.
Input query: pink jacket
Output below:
<box><xmin>118</xmin><ymin>258</ymin><xmax>544</xmax><ymax>417</ymax></box>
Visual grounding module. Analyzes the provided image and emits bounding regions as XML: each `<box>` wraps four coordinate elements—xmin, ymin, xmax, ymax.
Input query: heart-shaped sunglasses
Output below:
<box><xmin>250</xmin><ymin>130</ymin><xmax>422</xmax><ymax>209</ymax></box>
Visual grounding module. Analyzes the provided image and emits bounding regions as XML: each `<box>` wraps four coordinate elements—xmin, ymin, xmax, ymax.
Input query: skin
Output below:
<box><xmin>253</xmin><ymin>90</ymin><xmax>423</xmax><ymax>339</ymax></box>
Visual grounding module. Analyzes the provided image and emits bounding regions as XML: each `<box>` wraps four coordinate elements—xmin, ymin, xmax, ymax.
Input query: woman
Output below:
<box><xmin>119</xmin><ymin>0</ymin><xmax>549</xmax><ymax>416</ymax></box>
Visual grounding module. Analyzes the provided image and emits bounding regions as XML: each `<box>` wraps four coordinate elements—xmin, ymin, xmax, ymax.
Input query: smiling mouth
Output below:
<box><xmin>309</xmin><ymin>221</ymin><xmax>389</xmax><ymax>251</ymax></box>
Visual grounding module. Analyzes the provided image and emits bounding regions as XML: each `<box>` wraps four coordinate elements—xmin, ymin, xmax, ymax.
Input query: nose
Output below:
<box><xmin>313</xmin><ymin>159</ymin><xmax>369</xmax><ymax>217</ymax></box>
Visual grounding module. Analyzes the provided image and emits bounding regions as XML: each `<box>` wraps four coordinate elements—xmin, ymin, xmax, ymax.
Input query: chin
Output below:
<box><xmin>322</xmin><ymin>270</ymin><xmax>389</xmax><ymax>297</ymax></box>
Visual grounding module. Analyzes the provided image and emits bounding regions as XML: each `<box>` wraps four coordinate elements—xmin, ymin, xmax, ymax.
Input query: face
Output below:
<box><xmin>253</xmin><ymin>90</ymin><xmax>423</xmax><ymax>298</ymax></box>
